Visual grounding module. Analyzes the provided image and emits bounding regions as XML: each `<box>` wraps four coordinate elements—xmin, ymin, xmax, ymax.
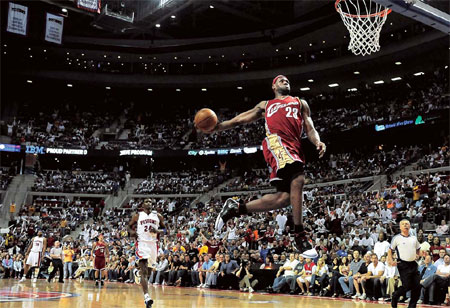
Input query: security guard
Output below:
<box><xmin>387</xmin><ymin>219</ymin><xmax>421</xmax><ymax>308</ymax></box>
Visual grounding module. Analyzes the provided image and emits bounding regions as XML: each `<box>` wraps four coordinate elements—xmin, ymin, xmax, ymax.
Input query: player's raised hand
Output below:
<box><xmin>316</xmin><ymin>141</ymin><xmax>326</xmax><ymax>158</ymax></box>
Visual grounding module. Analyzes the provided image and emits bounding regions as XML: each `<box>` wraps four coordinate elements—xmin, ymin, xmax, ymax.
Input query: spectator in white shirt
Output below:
<box><xmin>361</xmin><ymin>253</ymin><xmax>385</xmax><ymax>301</ymax></box>
<box><xmin>374</xmin><ymin>232</ymin><xmax>390</xmax><ymax>260</ymax></box>
<box><xmin>379</xmin><ymin>257</ymin><xmax>400</xmax><ymax>300</ymax></box>
<box><xmin>270</xmin><ymin>253</ymin><xmax>299</xmax><ymax>293</ymax></box>
<box><xmin>275</xmin><ymin>211</ymin><xmax>287</xmax><ymax>232</ymax></box>
<box><xmin>380</xmin><ymin>206</ymin><xmax>392</xmax><ymax>223</ymax></box>
<box><xmin>436</xmin><ymin>220</ymin><xmax>449</xmax><ymax>236</ymax></box>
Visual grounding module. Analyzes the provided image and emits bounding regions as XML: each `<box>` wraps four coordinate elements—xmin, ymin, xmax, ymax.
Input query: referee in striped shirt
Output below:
<box><xmin>387</xmin><ymin>219</ymin><xmax>421</xmax><ymax>308</ymax></box>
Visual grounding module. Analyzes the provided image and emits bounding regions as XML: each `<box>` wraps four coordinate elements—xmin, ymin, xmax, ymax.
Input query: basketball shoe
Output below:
<box><xmin>144</xmin><ymin>294</ymin><xmax>153</xmax><ymax>308</ymax></box>
<box><xmin>293</xmin><ymin>231</ymin><xmax>318</xmax><ymax>258</ymax></box>
<box><xmin>214</xmin><ymin>198</ymin><xmax>244</xmax><ymax>231</ymax></box>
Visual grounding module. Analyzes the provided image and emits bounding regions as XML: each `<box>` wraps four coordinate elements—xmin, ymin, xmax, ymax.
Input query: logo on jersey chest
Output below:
<box><xmin>267</xmin><ymin>101</ymin><xmax>299</xmax><ymax>117</ymax></box>
<box><xmin>140</xmin><ymin>218</ymin><xmax>158</xmax><ymax>225</ymax></box>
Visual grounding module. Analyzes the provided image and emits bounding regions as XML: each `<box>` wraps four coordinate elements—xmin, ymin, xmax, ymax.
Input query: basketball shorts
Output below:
<box><xmin>26</xmin><ymin>251</ymin><xmax>42</xmax><ymax>267</ymax></box>
<box><xmin>262</xmin><ymin>134</ymin><xmax>305</xmax><ymax>193</ymax></box>
<box><xmin>135</xmin><ymin>240</ymin><xmax>158</xmax><ymax>267</ymax></box>
<box><xmin>94</xmin><ymin>257</ymin><xmax>106</xmax><ymax>270</ymax></box>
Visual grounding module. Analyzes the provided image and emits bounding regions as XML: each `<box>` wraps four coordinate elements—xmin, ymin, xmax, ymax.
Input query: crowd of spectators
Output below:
<box><xmin>0</xmin><ymin>154</ymin><xmax>448</xmax><ymax>304</ymax></box>
<box><xmin>134</xmin><ymin>171</ymin><xmax>230</xmax><ymax>194</ymax></box>
<box><xmin>2</xmin><ymin>67</ymin><xmax>447</xmax><ymax>151</ymax></box>
<box><xmin>33</xmin><ymin>170</ymin><xmax>125</xmax><ymax>194</ymax></box>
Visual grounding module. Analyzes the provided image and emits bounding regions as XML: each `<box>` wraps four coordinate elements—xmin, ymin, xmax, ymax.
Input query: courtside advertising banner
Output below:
<box><xmin>7</xmin><ymin>3</ymin><xmax>28</xmax><ymax>36</ymax></box>
<box><xmin>45</xmin><ymin>13</ymin><xmax>64</xmax><ymax>44</ymax></box>
<box><xmin>77</xmin><ymin>0</ymin><xmax>101</xmax><ymax>13</ymax></box>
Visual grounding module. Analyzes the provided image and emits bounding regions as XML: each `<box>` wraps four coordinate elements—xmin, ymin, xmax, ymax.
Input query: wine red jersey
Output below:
<box><xmin>264</xmin><ymin>96</ymin><xmax>304</xmax><ymax>143</ymax></box>
<box><xmin>94</xmin><ymin>242</ymin><xmax>107</xmax><ymax>258</ymax></box>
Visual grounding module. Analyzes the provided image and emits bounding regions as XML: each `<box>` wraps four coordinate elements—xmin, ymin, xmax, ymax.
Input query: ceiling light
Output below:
<box><xmin>67</xmin><ymin>84</ymin><xmax>73</xmax><ymax>87</ymax></box>
<box><xmin>221</xmin><ymin>55</ymin><xmax>224</xmax><ymax>58</ymax></box>
<box><xmin>104</xmin><ymin>55</ymin><xmax>107</xmax><ymax>58</ymax></box>
<box><xmin>308</xmin><ymin>79</ymin><xmax>314</xmax><ymax>83</ymax></box>
<box><xmin>374</xmin><ymin>80</ymin><xmax>384</xmax><ymax>84</ymax></box>
<box><xmin>237</xmin><ymin>86</ymin><xmax>243</xmax><ymax>90</ymax></box>
<box><xmin>322</xmin><ymin>40</ymin><xmax>325</xmax><ymax>44</ymax></box>
<box><xmin>413</xmin><ymin>72</ymin><xmax>425</xmax><ymax>76</ymax></box>
<box><xmin>81</xmin><ymin>53</ymin><xmax>84</xmax><ymax>56</ymax></box>
<box><xmin>347</xmin><ymin>88</ymin><xmax>358</xmax><ymax>92</ymax></box>
<box><xmin>3</xmin><ymin>44</ymin><xmax>7</xmax><ymax>47</ymax></box>
<box><xmin>27</xmin><ymin>80</ymin><xmax>33</xmax><ymax>84</ymax></box>
<box><xmin>395</xmin><ymin>61</ymin><xmax>401</xmax><ymax>65</ymax></box>
<box><xmin>354</xmin><ymin>71</ymin><xmax>360</xmax><ymax>75</ymax></box>
<box><xmin>155</xmin><ymin>24</ymin><xmax>161</xmax><ymax>28</ymax></box>
<box><xmin>174</xmin><ymin>56</ymin><xmax>177</xmax><ymax>59</ymax></box>
<box><xmin>209</xmin><ymin>5</ymin><xmax>214</xmax><ymax>9</ymax></box>
<box><xmin>188</xmin><ymin>57</ymin><xmax>191</xmax><ymax>59</ymax></box>
<box><xmin>139</xmin><ymin>56</ymin><xmax>142</xmax><ymax>59</ymax></box>
<box><xmin>298</xmin><ymin>55</ymin><xmax>301</xmax><ymax>57</ymax></box>
<box><xmin>105</xmin><ymin>86</ymin><xmax>111</xmax><ymax>90</ymax></box>
<box><xmin>309</xmin><ymin>43</ymin><xmax>312</xmax><ymax>46</ymax></box>
<box><xmin>29</xmin><ymin>55</ymin><xmax>32</xmax><ymax>58</ymax></box>
<box><xmin>117</xmin><ymin>56</ymin><xmax>121</xmax><ymax>59</ymax></box>
<box><xmin>300</xmin><ymin>87</ymin><xmax>310</xmax><ymax>91</ymax></box>
<box><xmin>201</xmin><ymin>88</ymin><xmax>207</xmax><ymax>92</ymax></box>
<box><xmin>328</xmin><ymin>83</ymin><xmax>339</xmax><ymax>87</ymax></box>
<box><xmin>391</xmin><ymin>77</ymin><xmax>402</xmax><ymax>81</ymax></box>
<box><xmin>242</xmin><ymin>53</ymin><xmax>245</xmax><ymax>56</ymax></box>
<box><xmin>176</xmin><ymin>89</ymin><xmax>181</xmax><ymax>92</ymax></box>
<box><xmin>147</xmin><ymin>89</ymin><xmax>152</xmax><ymax>91</ymax></box>
<box><xmin>43</xmin><ymin>49</ymin><xmax>46</xmax><ymax>53</ymax></box>
<box><xmin>288</xmin><ymin>47</ymin><xmax>292</xmax><ymax>50</ymax></box>
<box><xmin>171</xmin><ymin>15</ymin><xmax>176</xmax><ymax>19</ymax></box>
<box><xmin>208</xmin><ymin>56</ymin><xmax>211</xmax><ymax>59</ymax></box>
<box><xmin>67</xmin><ymin>52</ymin><xmax>70</xmax><ymax>55</ymax></box>
<box><xmin>62</xmin><ymin>8</ymin><xmax>68</xmax><ymax>13</ymax></box>
<box><xmin>28</xmin><ymin>48</ymin><xmax>31</xmax><ymax>51</ymax></box>
<box><xmin>275</xmin><ymin>49</ymin><xmax>279</xmax><ymax>52</ymax></box>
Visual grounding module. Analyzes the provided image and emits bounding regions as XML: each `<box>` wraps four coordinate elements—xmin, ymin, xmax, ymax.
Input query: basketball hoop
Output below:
<box><xmin>336</xmin><ymin>0</ymin><xmax>392</xmax><ymax>56</ymax></box>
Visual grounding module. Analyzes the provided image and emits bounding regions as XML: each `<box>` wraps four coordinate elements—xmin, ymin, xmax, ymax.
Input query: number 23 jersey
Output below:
<box><xmin>262</xmin><ymin>96</ymin><xmax>306</xmax><ymax>180</ymax></box>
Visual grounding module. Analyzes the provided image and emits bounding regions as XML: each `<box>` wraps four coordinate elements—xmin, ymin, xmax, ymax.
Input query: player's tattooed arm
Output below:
<box><xmin>301</xmin><ymin>99</ymin><xmax>326</xmax><ymax>158</ymax></box>
<box><xmin>213</xmin><ymin>101</ymin><xmax>266</xmax><ymax>132</ymax></box>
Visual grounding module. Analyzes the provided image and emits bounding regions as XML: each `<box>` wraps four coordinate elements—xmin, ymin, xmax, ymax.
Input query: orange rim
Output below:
<box><xmin>335</xmin><ymin>0</ymin><xmax>392</xmax><ymax>18</ymax></box>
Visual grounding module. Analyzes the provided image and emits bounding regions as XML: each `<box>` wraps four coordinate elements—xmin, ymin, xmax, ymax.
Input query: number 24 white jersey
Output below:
<box><xmin>137</xmin><ymin>210</ymin><xmax>160</xmax><ymax>242</ymax></box>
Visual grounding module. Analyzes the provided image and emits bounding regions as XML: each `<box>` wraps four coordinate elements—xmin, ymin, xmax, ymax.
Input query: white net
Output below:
<box><xmin>335</xmin><ymin>0</ymin><xmax>391</xmax><ymax>56</ymax></box>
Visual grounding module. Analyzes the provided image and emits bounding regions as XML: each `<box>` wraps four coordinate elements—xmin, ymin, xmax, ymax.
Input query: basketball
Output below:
<box><xmin>194</xmin><ymin>108</ymin><xmax>218</xmax><ymax>132</ymax></box>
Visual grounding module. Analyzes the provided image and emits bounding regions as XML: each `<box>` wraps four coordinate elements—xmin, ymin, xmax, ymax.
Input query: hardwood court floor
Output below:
<box><xmin>0</xmin><ymin>279</ymin><xmax>443</xmax><ymax>308</ymax></box>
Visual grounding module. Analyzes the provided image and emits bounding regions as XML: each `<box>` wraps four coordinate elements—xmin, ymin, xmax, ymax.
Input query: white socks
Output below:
<box><xmin>144</xmin><ymin>293</ymin><xmax>151</xmax><ymax>301</ymax></box>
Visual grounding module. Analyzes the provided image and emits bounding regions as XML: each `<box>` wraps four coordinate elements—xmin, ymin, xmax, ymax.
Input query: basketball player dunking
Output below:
<box><xmin>91</xmin><ymin>233</ymin><xmax>109</xmax><ymax>286</ymax></box>
<box><xmin>128</xmin><ymin>198</ymin><xmax>166</xmax><ymax>308</ymax></box>
<box><xmin>212</xmin><ymin>75</ymin><xmax>326</xmax><ymax>257</ymax></box>
<box><xmin>19</xmin><ymin>230</ymin><xmax>47</xmax><ymax>283</ymax></box>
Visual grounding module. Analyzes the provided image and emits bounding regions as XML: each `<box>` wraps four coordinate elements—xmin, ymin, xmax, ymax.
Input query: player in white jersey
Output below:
<box><xmin>128</xmin><ymin>198</ymin><xmax>166</xmax><ymax>308</ymax></box>
<box><xmin>19</xmin><ymin>231</ymin><xmax>47</xmax><ymax>283</ymax></box>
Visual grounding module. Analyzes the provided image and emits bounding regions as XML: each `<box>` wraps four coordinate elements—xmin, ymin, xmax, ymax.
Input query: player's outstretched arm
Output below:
<box><xmin>301</xmin><ymin>100</ymin><xmax>326</xmax><ymax>158</ymax></box>
<box><xmin>213</xmin><ymin>101</ymin><xmax>266</xmax><ymax>132</ymax></box>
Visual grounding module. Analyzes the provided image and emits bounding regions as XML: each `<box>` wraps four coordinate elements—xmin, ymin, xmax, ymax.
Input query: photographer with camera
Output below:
<box><xmin>236</xmin><ymin>260</ymin><xmax>258</xmax><ymax>293</ymax></box>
